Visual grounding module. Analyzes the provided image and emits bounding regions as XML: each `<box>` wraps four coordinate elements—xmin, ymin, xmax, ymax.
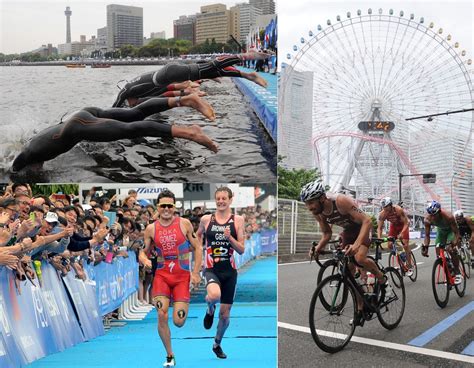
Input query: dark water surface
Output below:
<box><xmin>0</xmin><ymin>65</ymin><xmax>276</xmax><ymax>182</ymax></box>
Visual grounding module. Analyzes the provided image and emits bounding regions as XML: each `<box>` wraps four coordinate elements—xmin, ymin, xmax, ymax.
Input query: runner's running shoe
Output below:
<box><xmin>163</xmin><ymin>355</ymin><xmax>175</xmax><ymax>367</ymax></box>
<box><xmin>212</xmin><ymin>344</ymin><xmax>227</xmax><ymax>359</ymax></box>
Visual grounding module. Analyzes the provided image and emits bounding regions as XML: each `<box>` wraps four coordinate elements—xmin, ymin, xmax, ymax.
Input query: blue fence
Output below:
<box><xmin>234</xmin><ymin>229</ymin><xmax>277</xmax><ymax>269</ymax></box>
<box><xmin>233</xmin><ymin>68</ymin><xmax>277</xmax><ymax>142</ymax></box>
<box><xmin>0</xmin><ymin>253</ymin><xmax>138</xmax><ymax>367</ymax></box>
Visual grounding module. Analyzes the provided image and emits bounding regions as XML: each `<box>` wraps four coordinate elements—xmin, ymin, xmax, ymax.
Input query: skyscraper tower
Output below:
<box><xmin>65</xmin><ymin>6</ymin><xmax>72</xmax><ymax>43</ymax></box>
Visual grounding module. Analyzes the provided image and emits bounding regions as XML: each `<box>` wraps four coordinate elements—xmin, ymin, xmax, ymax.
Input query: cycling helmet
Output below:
<box><xmin>453</xmin><ymin>210</ymin><xmax>464</xmax><ymax>219</ymax></box>
<box><xmin>426</xmin><ymin>200</ymin><xmax>441</xmax><ymax>215</ymax></box>
<box><xmin>300</xmin><ymin>180</ymin><xmax>325</xmax><ymax>202</ymax></box>
<box><xmin>380</xmin><ymin>197</ymin><xmax>393</xmax><ymax>208</ymax></box>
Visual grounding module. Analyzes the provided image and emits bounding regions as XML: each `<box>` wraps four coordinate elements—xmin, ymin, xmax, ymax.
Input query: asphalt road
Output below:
<box><xmin>278</xmin><ymin>246</ymin><xmax>474</xmax><ymax>367</ymax></box>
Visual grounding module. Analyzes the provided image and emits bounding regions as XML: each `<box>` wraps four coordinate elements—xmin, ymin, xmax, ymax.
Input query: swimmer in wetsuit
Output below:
<box><xmin>112</xmin><ymin>50</ymin><xmax>271</xmax><ymax>107</ymax></box>
<box><xmin>11</xmin><ymin>95</ymin><xmax>217</xmax><ymax>172</ymax></box>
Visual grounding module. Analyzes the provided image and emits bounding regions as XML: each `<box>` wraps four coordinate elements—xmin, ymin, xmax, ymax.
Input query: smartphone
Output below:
<box><xmin>29</xmin><ymin>212</ymin><xmax>36</xmax><ymax>222</ymax></box>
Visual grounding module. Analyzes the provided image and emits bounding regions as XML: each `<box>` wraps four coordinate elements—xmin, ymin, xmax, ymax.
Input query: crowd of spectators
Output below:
<box><xmin>0</xmin><ymin>184</ymin><xmax>146</xmax><ymax>294</ymax></box>
<box><xmin>0</xmin><ymin>184</ymin><xmax>275</xmax><ymax>304</ymax></box>
<box><xmin>243</xmin><ymin>49</ymin><xmax>277</xmax><ymax>74</ymax></box>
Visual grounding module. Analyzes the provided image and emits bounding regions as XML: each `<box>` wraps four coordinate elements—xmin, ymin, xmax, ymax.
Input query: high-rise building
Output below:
<box><xmin>173</xmin><ymin>15</ymin><xmax>196</xmax><ymax>45</ymax></box>
<box><xmin>150</xmin><ymin>31</ymin><xmax>166</xmax><ymax>40</ymax></box>
<box><xmin>195</xmin><ymin>4</ymin><xmax>230</xmax><ymax>45</ymax></box>
<box><xmin>279</xmin><ymin>64</ymin><xmax>315</xmax><ymax>170</ymax></box>
<box><xmin>249</xmin><ymin>0</ymin><xmax>275</xmax><ymax>15</ymax></box>
<box><xmin>96</xmin><ymin>27</ymin><xmax>108</xmax><ymax>50</ymax></box>
<box><xmin>64</xmin><ymin>6</ymin><xmax>72</xmax><ymax>43</ymax></box>
<box><xmin>409</xmin><ymin>130</ymin><xmax>473</xmax><ymax>212</ymax></box>
<box><xmin>106</xmin><ymin>4</ymin><xmax>143</xmax><ymax>50</ymax></box>
<box><xmin>231</xmin><ymin>3</ymin><xmax>262</xmax><ymax>45</ymax></box>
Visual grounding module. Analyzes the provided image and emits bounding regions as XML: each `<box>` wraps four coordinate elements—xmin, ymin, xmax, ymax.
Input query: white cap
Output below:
<box><xmin>82</xmin><ymin>204</ymin><xmax>92</xmax><ymax>211</ymax></box>
<box><xmin>44</xmin><ymin>212</ymin><xmax>59</xmax><ymax>223</ymax></box>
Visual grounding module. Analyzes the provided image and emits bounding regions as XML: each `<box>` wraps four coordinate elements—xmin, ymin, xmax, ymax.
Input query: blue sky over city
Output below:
<box><xmin>0</xmin><ymin>0</ymin><xmax>241</xmax><ymax>54</ymax></box>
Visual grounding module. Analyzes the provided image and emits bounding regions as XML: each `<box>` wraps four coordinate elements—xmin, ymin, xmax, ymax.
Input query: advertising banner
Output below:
<box><xmin>62</xmin><ymin>272</ymin><xmax>104</xmax><ymax>341</ymax></box>
<box><xmin>0</xmin><ymin>267</ymin><xmax>58</xmax><ymax>364</ymax></box>
<box><xmin>260</xmin><ymin>229</ymin><xmax>277</xmax><ymax>254</ymax></box>
<box><xmin>83</xmin><ymin>253</ymin><xmax>138</xmax><ymax>316</ymax></box>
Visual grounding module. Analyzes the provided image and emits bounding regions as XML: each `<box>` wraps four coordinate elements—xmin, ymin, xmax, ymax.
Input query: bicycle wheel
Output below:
<box><xmin>316</xmin><ymin>259</ymin><xmax>341</xmax><ymax>310</ymax></box>
<box><xmin>432</xmin><ymin>258</ymin><xmax>449</xmax><ymax>308</ymax></box>
<box><xmin>317</xmin><ymin>258</ymin><xmax>339</xmax><ymax>285</ymax></box>
<box><xmin>377</xmin><ymin>267</ymin><xmax>405</xmax><ymax>330</ymax></box>
<box><xmin>309</xmin><ymin>274</ymin><xmax>356</xmax><ymax>353</ymax></box>
<box><xmin>408</xmin><ymin>251</ymin><xmax>418</xmax><ymax>282</ymax></box>
<box><xmin>388</xmin><ymin>254</ymin><xmax>402</xmax><ymax>287</ymax></box>
<box><xmin>459</xmin><ymin>247</ymin><xmax>471</xmax><ymax>279</ymax></box>
<box><xmin>455</xmin><ymin>260</ymin><xmax>467</xmax><ymax>297</ymax></box>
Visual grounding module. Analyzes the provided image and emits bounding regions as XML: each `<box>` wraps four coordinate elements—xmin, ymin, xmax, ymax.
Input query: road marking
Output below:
<box><xmin>279</xmin><ymin>261</ymin><xmax>310</xmax><ymax>266</ymax></box>
<box><xmin>416</xmin><ymin>262</ymin><xmax>424</xmax><ymax>265</ymax></box>
<box><xmin>408</xmin><ymin>301</ymin><xmax>474</xmax><ymax>347</ymax></box>
<box><xmin>278</xmin><ymin>321</ymin><xmax>474</xmax><ymax>364</ymax></box>
<box><xmin>462</xmin><ymin>341</ymin><xmax>474</xmax><ymax>356</ymax></box>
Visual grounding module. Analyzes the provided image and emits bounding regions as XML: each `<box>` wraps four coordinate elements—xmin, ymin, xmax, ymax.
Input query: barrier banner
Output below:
<box><xmin>41</xmin><ymin>262</ymin><xmax>85</xmax><ymax>348</ymax></box>
<box><xmin>0</xmin><ymin>272</ymin><xmax>24</xmax><ymax>368</ymax></box>
<box><xmin>62</xmin><ymin>272</ymin><xmax>104</xmax><ymax>341</ymax></box>
<box><xmin>0</xmin><ymin>267</ymin><xmax>59</xmax><ymax>364</ymax></box>
<box><xmin>0</xmin><ymin>322</ymin><xmax>21</xmax><ymax>368</ymax></box>
<box><xmin>83</xmin><ymin>253</ymin><xmax>138</xmax><ymax>316</ymax></box>
<box><xmin>260</xmin><ymin>229</ymin><xmax>277</xmax><ymax>254</ymax></box>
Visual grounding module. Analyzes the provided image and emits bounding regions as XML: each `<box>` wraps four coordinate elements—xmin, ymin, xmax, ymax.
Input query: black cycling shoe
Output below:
<box><xmin>203</xmin><ymin>307</ymin><xmax>215</xmax><ymax>329</ymax></box>
<box><xmin>350</xmin><ymin>311</ymin><xmax>365</xmax><ymax>327</ymax></box>
<box><xmin>212</xmin><ymin>344</ymin><xmax>227</xmax><ymax>359</ymax></box>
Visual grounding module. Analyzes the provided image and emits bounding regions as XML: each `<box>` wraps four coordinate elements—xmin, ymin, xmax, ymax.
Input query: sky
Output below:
<box><xmin>1</xmin><ymin>0</ymin><xmax>472</xmax><ymax>57</ymax></box>
<box><xmin>0</xmin><ymin>0</ymin><xmax>243</xmax><ymax>54</ymax></box>
<box><xmin>278</xmin><ymin>0</ymin><xmax>473</xmax><ymax>61</ymax></box>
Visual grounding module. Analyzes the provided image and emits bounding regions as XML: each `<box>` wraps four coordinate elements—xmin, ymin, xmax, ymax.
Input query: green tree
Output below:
<box><xmin>278</xmin><ymin>156</ymin><xmax>325</xmax><ymax>200</ymax></box>
<box><xmin>30</xmin><ymin>184</ymin><xmax>79</xmax><ymax>197</ymax></box>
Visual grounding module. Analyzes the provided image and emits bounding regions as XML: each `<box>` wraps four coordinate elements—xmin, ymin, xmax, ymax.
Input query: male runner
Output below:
<box><xmin>139</xmin><ymin>190</ymin><xmax>202</xmax><ymax>367</ymax></box>
<box><xmin>377</xmin><ymin>197</ymin><xmax>413</xmax><ymax>276</ymax></box>
<box><xmin>422</xmin><ymin>201</ymin><xmax>463</xmax><ymax>284</ymax></box>
<box><xmin>112</xmin><ymin>50</ymin><xmax>271</xmax><ymax>107</ymax></box>
<box><xmin>198</xmin><ymin>187</ymin><xmax>245</xmax><ymax>359</ymax></box>
<box><xmin>454</xmin><ymin>210</ymin><xmax>474</xmax><ymax>269</ymax></box>
<box><xmin>11</xmin><ymin>95</ymin><xmax>217</xmax><ymax>172</ymax></box>
<box><xmin>300</xmin><ymin>180</ymin><xmax>391</xmax><ymax>325</ymax></box>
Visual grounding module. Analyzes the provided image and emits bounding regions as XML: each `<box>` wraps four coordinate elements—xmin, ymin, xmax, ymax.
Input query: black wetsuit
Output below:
<box><xmin>203</xmin><ymin>214</ymin><xmax>238</xmax><ymax>305</ymax></box>
<box><xmin>11</xmin><ymin>98</ymin><xmax>173</xmax><ymax>171</ymax></box>
<box><xmin>112</xmin><ymin>55</ymin><xmax>244</xmax><ymax>107</ymax></box>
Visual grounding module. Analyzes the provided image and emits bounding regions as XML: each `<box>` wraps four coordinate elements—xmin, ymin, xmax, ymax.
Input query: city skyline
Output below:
<box><xmin>1</xmin><ymin>0</ymin><xmax>249</xmax><ymax>54</ymax></box>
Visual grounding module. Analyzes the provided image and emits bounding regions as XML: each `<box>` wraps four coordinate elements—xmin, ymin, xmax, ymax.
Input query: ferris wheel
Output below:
<box><xmin>280</xmin><ymin>8</ymin><xmax>473</xmax><ymax>212</ymax></box>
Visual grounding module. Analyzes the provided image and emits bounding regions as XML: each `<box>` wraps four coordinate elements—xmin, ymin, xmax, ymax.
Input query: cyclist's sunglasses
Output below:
<box><xmin>159</xmin><ymin>204</ymin><xmax>175</xmax><ymax>209</ymax></box>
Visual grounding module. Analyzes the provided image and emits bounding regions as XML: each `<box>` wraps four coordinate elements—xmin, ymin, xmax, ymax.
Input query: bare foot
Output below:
<box><xmin>181</xmin><ymin>94</ymin><xmax>216</xmax><ymax>121</ymax></box>
<box><xmin>173</xmin><ymin>125</ymin><xmax>219</xmax><ymax>153</ymax></box>
<box><xmin>176</xmin><ymin>80</ymin><xmax>201</xmax><ymax>89</ymax></box>
<box><xmin>185</xmin><ymin>87</ymin><xmax>207</xmax><ymax>97</ymax></box>
<box><xmin>244</xmin><ymin>72</ymin><xmax>268</xmax><ymax>88</ymax></box>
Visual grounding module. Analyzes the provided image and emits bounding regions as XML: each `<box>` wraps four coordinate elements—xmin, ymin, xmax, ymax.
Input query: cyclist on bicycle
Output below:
<box><xmin>454</xmin><ymin>210</ymin><xmax>474</xmax><ymax>269</ymax></box>
<box><xmin>422</xmin><ymin>201</ymin><xmax>463</xmax><ymax>284</ymax></box>
<box><xmin>377</xmin><ymin>197</ymin><xmax>414</xmax><ymax>276</ymax></box>
<box><xmin>301</xmin><ymin>180</ymin><xmax>390</xmax><ymax>311</ymax></box>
